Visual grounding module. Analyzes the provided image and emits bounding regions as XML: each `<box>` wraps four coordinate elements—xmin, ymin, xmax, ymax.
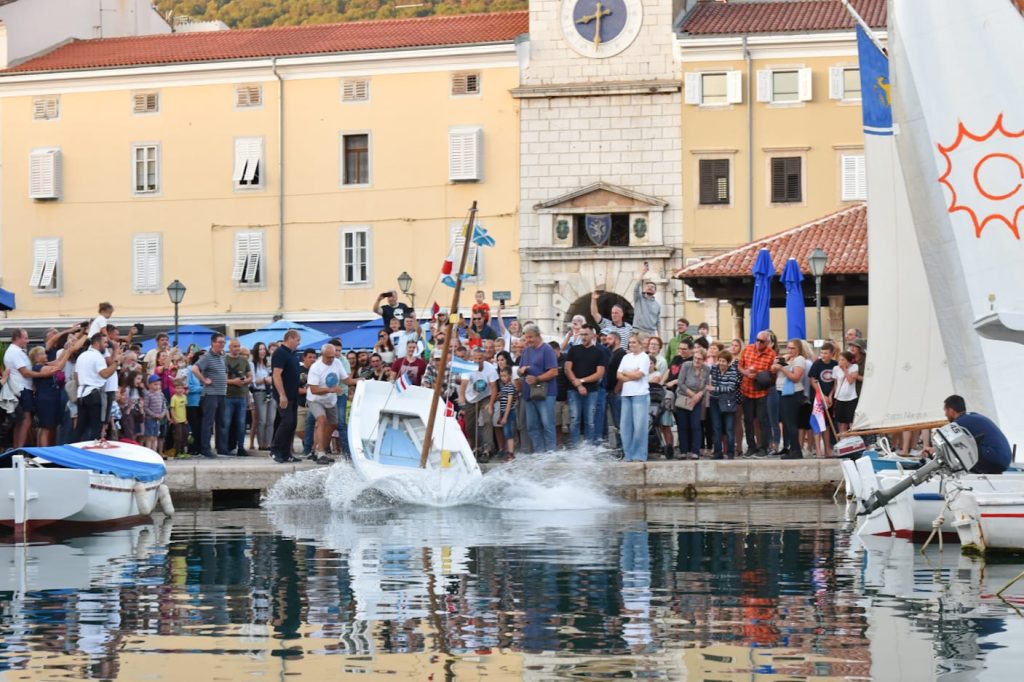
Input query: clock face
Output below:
<box><xmin>561</xmin><ymin>0</ymin><xmax>644</xmax><ymax>59</ymax></box>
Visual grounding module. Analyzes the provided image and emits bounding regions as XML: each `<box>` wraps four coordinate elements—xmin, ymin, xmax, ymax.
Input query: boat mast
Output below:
<box><xmin>420</xmin><ymin>201</ymin><xmax>479</xmax><ymax>468</ymax></box>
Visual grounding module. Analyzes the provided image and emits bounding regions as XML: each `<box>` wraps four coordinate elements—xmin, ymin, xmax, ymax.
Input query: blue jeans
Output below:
<box><xmin>766</xmin><ymin>388</ymin><xmax>781</xmax><ymax>450</ymax></box>
<box><xmin>607</xmin><ymin>393</ymin><xmax>622</xmax><ymax>444</ymax></box>
<box><xmin>567</xmin><ymin>389</ymin><xmax>600</xmax><ymax>446</ymax></box>
<box><xmin>225</xmin><ymin>396</ymin><xmax>248</xmax><ymax>454</ymax></box>
<box><xmin>200</xmin><ymin>394</ymin><xmax>227</xmax><ymax>456</ymax></box>
<box><xmin>524</xmin><ymin>394</ymin><xmax>557</xmax><ymax>452</ymax></box>
<box><xmin>303</xmin><ymin>409</ymin><xmax>316</xmax><ymax>455</ymax></box>
<box><xmin>337</xmin><ymin>394</ymin><xmax>350</xmax><ymax>456</ymax></box>
<box><xmin>619</xmin><ymin>393</ymin><xmax>650</xmax><ymax>462</ymax></box>
<box><xmin>673</xmin><ymin>405</ymin><xmax>704</xmax><ymax>455</ymax></box>
<box><xmin>710</xmin><ymin>401</ymin><xmax>736</xmax><ymax>457</ymax></box>
<box><xmin>594</xmin><ymin>386</ymin><xmax>608</xmax><ymax>441</ymax></box>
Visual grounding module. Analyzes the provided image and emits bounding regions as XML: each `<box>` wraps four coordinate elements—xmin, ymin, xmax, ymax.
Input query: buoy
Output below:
<box><xmin>133</xmin><ymin>482</ymin><xmax>154</xmax><ymax>515</ymax></box>
<box><xmin>157</xmin><ymin>484</ymin><xmax>175</xmax><ymax>516</ymax></box>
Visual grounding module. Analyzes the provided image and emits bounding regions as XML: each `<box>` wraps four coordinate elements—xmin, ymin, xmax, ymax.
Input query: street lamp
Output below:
<box><xmin>397</xmin><ymin>271</ymin><xmax>415</xmax><ymax>310</ymax></box>
<box><xmin>808</xmin><ymin>248</ymin><xmax>828</xmax><ymax>340</ymax></box>
<box><xmin>166</xmin><ymin>279</ymin><xmax>187</xmax><ymax>347</ymax></box>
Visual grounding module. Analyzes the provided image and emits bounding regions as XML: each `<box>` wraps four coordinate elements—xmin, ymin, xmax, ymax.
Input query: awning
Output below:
<box><xmin>1</xmin><ymin>445</ymin><xmax>166</xmax><ymax>482</ymax></box>
<box><xmin>0</xmin><ymin>287</ymin><xmax>15</xmax><ymax>311</ymax></box>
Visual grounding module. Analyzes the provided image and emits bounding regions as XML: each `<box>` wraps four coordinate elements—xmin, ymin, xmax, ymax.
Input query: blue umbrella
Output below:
<box><xmin>780</xmin><ymin>257</ymin><xmax>806</xmax><ymax>341</ymax></box>
<box><xmin>235</xmin><ymin>320</ymin><xmax>329</xmax><ymax>350</ymax></box>
<box><xmin>333</xmin><ymin>319</ymin><xmax>385</xmax><ymax>351</ymax></box>
<box><xmin>749</xmin><ymin>248</ymin><xmax>775</xmax><ymax>344</ymax></box>
<box><xmin>139</xmin><ymin>324</ymin><xmax>218</xmax><ymax>353</ymax></box>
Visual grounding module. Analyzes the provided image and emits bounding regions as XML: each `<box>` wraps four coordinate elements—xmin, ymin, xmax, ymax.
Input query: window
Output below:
<box><xmin>132</xmin><ymin>234</ymin><xmax>162</xmax><ymax>293</ymax></box>
<box><xmin>684</xmin><ymin>71</ymin><xmax>742</xmax><ymax>106</ymax></box>
<box><xmin>132</xmin><ymin>91</ymin><xmax>159</xmax><ymax>114</ymax></box>
<box><xmin>342</xmin><ymin>79</ymin><xmax>370</xmax><ymax>102</ymax></box>
<box><xmin>829</xmin><ymin>67</ymin><xmax>861</xmax><ymax>101</ymax></box>
<box><xmin>449</xmin><ymin>127</ymin><xmax>483</xmax><ymax>182</ymax></box>
<box><xmin>451</xmin><ymin>222</ymin><xmax>483</xmax><ymax>281</ymax></box>
<box><xmin>684</xmin><ymin>258</ymin><xmax>704</xmax><ymax>302</ymax></box>
<box><xmin>233</xmin><ymin>137</ymin><xmax>263</xmax><ymax>189</ymax></box>
<box><xmin>29</xmin><ymin>238</ymin><xmax>60</xmax><ymax>292</ymax></box>
<box><xmin>841</xmin><ymin>153</ymin><xmax>867</xmax><ymax>201</ymax></box>
<box><xmin>757</xmin><ymin>68</ymin><xmax>812</xmax><ymax>103</ymax></box>
<box><xmin>341</xmin><ymin>228</ymin><xmax>370</xmax><ymax>285</ymax></box>
<box><xmin>236</xmin><ymin>84</ymin><xmax>263</xmax><ymax>108</ymax></box>
<box><xmin>771</xmin><ymin>157</ymin><xmax>803</xmax><ymax>203</ymax></box>
<box><xmin>132</xmin><ymin>144</ymin><xmax>160</xmax><ymax>194</ymax></box>
<box><xmin>29</xmin><ymin>148</ymin><xmax>62</xmax><ymax>200</ymax></box>
<box><xmin>32</xmin><ymin>96</ymin><xmax>59</xmax><ymax>120</ymax></box>
<box><xmin>232</xmin><ymin>231</ymin><xmax>264</xmax><ymax>286</ymax></box>
<box><xmin>699</xmin><ymin>159</ymin><xmax>730</xmax><ymax>205</ymax></box>
<box><xmin>451</xmin><ymin>71</ymin><xmax>480</xmax><ymax>96</ymax></box>
<box><xmin>342</xmin><ymin>133</ymin><xmax>370</xmax><ymax>186</ymax></box>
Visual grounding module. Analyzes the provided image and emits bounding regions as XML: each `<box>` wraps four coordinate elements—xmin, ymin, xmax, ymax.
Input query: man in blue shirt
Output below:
<box><xmin>939</xmin><ymin>394</ymin><xmax>1012</xmax><ymax>474</ymax></box>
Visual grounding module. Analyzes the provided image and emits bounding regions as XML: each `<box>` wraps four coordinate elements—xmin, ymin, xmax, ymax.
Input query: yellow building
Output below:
<box><xmin>0</xmin><ymin>12</ymin><xmax>527</xmax><ymax>335</ymax></box>
<box><xmin>674</xmin><ymin>0</ymin><xmax>883</xmax><ymax>336</ymax></box>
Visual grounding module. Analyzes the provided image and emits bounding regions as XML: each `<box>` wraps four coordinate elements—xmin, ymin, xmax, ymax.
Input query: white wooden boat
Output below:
<box><xmin>0</xmin><ymin>441</ymin><xmax>173</xmax><ymax>536</ymax></box>
<box><xmin>950</xmin><ymin>489</ymin><xmax>1024</xmax><ymax>554</ymax></box>
<box><xmin>347</xmin><ymin>379</ymin><xmax>481</xmax><ymax>505</ymax></box>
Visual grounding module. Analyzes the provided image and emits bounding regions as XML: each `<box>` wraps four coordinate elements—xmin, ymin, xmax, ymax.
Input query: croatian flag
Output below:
<box><xmin>395</xmin><ymin>374</ymin><xmax>411</xmax><ymax>394</ymax></box>
<box><xmin>450</xmin><ymin>357</ymin><xmax>478</xmax><ymax>375</ymax></box>
<box><xmin>811</xmin><ymin>384</ymin><xmax>828</xmax><ymax>435</ymax></box>
<box><xmin>446</xmin><ymin>401</ymin><xmax>456</xmax><ymax>417</ymax></box>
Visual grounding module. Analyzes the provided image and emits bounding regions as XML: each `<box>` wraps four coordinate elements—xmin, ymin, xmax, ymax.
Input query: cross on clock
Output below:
<box><xmin>576</xmin><ymin>2</ymin><xmax>613</xmax><ymax>46</ymax></box>
<box><xmin>561</xmin><ymin>0</ymin><xmax>642</xmax><ymax>59</ymax></box>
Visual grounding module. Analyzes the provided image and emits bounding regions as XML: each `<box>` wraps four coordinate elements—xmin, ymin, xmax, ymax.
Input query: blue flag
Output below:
<box><xmin>856</xmin><ymin>25</ymin><xmax>892</xmax><ymax>135</ymax></box>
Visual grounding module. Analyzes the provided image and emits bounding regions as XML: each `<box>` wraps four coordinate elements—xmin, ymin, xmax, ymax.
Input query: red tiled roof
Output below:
<box><xmin>3</xmin><ymin>11</ymin><xmax>529</xmax><ymax>74</ymax></box>
<box><xmin>680</xmin><ymin>0</ymin><xmax>885</xmax><ymax>36</ymax></box>
<box><xmin>673</xmin><ymin>203</ymin><xmax>866</xmax><ymax>280</ymax></box>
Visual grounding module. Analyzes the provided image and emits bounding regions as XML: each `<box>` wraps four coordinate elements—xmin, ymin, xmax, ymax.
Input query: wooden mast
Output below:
<box><xmin>420</xmin><ymin>201</ymin><xmax>478</xmax><ymax>468</ymax></box>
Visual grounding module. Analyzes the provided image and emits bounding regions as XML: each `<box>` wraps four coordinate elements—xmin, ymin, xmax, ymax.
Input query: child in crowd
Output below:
<box><xmin>495</xmin><ymin>365</ymin><xmax>518</xmax><ymax>460</ymax></box>
<box><xmin>169</xmin><ymin>381</ymin><xmax>190</xmax><ymax>458</ymax></box>
<box><xmin>472</xmin><ymin>290</ymin><xmax>491</xmax><ymax>324</ymax></box>
<box><xmin>832</xmin><ymin>351</ymin><xmax>859</xmax><ymax>434</ymax></box>
<box><xmin>143</xmin><ymin>374</ymin><xmax>168</xmax><ymax>455</ymax></box>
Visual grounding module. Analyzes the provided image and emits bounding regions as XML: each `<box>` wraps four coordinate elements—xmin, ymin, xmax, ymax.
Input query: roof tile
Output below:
<box><xmin>3</xmin><ymin>11</ymin><xmax>529</xmax><ymax>74</ymax></box>
<box><xmin>673</xmin><ymin>203</ymin><xmax>867</xmax><ymax>280</ymax></box>
<box><xmin>680</xmin><ymin>0</ymin><xmax>886</xmax><ymax>36</ymax></box>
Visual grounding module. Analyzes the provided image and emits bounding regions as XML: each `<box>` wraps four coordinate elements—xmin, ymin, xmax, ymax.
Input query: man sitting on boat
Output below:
<box><xmin>924</xmin><ymin>395</ymin><xmax>1012</xmax><ymax>475</ymax></box>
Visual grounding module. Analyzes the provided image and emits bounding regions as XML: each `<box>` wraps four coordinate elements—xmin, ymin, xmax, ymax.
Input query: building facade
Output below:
<box><xmin>0</xmin><ymin>13</ymin><xmax>526</xmax><ymax>334</ymax></box>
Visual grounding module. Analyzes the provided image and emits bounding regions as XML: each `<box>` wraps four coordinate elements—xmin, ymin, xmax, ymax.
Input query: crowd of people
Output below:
<box><xmin>1</xmin><ymin>284</ymin><xmax>878</xmax><ymax>464</ymax></box>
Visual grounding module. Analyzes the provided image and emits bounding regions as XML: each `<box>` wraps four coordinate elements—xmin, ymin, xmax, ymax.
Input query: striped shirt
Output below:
<box><xmin>196</xmin><ymin>351</ymin><xmax>227</xmax><ymax>396</ymax></box>
<box><xmin>600</xmin><ymin>320</ymin><xmax>634</xmax><ymax>350</ymax></box>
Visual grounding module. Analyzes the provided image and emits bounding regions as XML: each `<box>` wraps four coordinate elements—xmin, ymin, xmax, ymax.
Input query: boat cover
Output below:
<box><xmin>0</xmin><ymin>446</ymin><xmax>166</xmax><ymax>483</ymax></box>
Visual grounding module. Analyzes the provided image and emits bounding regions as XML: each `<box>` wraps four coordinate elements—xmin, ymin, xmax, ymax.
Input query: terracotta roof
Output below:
<box><xmin>3</xmin><ymin>11</ymin><xmax>529</xmax><ymax>74</ymax></box>
<box><xmin>680</xmin><ymin>0</ymin><xmax>886</xmax><ymax>36</ymax></box>
<box><xmin>673</xmin><ymin>203</ymin><xmax>866</xmax><ymax>280</ymax></box>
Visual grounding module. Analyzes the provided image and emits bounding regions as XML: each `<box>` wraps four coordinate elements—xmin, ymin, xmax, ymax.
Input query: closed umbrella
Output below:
<box><xmin>749</xmin><ymin>248</ymin><xmax>775</xmax><ymax>344</ymax></box>
<box><xmin>780</xmin><ymin>257</ymin><xmax>807</xmax><ymax>341</ymax></box>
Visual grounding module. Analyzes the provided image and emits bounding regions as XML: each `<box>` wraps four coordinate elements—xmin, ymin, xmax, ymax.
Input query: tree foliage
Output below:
<box><xmin>154</xmin><ymin>0</ymin><xmax>527</xmax><ymax>28</ymax></box>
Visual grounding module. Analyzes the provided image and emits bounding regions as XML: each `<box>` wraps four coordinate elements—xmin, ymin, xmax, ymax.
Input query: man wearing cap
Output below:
<box><xmin>373</xmin><ymin>290</ymin><xmax>413</xmax><ymax>329</ymax></box>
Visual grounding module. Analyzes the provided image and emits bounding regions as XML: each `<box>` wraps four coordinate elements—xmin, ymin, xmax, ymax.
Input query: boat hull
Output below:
<box><xmin>950</xmin><ymin>490</ymin><xmax>1024</xmax><ymax>554</ymax></box>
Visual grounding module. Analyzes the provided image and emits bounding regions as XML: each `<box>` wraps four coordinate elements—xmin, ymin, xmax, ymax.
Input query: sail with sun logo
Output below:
<box><xmin>849</xmin><ymin>20</ymin><xmax>953</xmax><ymax>436</ymax></box>
<box><xmin>890</xmin><ymin>0</ymin><xmax>1024</xmax><ymax>449</ymax></box>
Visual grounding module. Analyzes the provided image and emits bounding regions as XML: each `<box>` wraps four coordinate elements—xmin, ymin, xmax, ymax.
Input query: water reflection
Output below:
<box><xmin>0</xmin><ymin>501</ymin><xmax>1020</xmax><ymax>680</ymax></box>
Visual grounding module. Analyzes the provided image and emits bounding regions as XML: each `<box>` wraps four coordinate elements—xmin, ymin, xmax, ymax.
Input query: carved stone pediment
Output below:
<box><xmin>533</xmin><ymin>182</ymin><xmax>668</xmax><ymax>214</ymax></box>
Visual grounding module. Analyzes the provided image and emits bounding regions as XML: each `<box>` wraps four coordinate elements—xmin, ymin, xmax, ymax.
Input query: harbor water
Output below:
<box><xmin>1</xmin><ymin>459</ymin><xmax>1023</xmax><ymax>680</ymax></box>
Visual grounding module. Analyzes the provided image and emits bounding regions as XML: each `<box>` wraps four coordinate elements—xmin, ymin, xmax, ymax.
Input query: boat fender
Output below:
<box><xmin>133</xmin><ymin>482</ymin><xmax>155</xmax><ymax>515</ymax></box>
<box><xmin>157</xmin><ymin>484</ymin><xmax>175</xmax><ymax>516</ymax></box>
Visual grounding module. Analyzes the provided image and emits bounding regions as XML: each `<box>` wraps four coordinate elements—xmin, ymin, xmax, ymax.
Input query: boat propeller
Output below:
<box><xmin>859</xmin><ymin>422</ymin><xmax>979</xmax><ymax>515</ymax></box>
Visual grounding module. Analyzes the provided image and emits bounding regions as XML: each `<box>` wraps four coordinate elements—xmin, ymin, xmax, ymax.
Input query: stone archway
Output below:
<box><xmin>565</xmin><ymin>292</ymin><xmax>634</xmax><ymax>332</ymax></box>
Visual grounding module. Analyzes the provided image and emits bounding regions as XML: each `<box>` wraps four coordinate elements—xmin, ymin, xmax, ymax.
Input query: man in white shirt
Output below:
<box><xmin>306</xmin><ymin>343</ymin><xmax>357</xmax><ymax>463</ymax></box>
<box><xmin>459</xmin><ymin>346</ymin><xmax>498</xmax><ymax>460</ymax></box>
<box><xmin>4</xmin><ymin>329</ymin><xmax>34</xmax><ymax>447</ymax></box>
<box><xmin>73</xmin><ymin>333</ymin><xmax>121</xmax><ymax>441</ymax></box>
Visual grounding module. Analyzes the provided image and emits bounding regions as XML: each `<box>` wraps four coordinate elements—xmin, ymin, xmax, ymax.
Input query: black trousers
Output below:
<box><xmin>270</xmin><ymin>399</ymin><xmax>298</xmax><ymax>459</ymax></box>
<box><xmin>200</xmin><ymin>394</ymin><xmax>227</xmax><ymax>456</ymax></box>
<box><xmin>743</xmin><ymin>395</ymin><xmax>769</xmax><ymax>452</ymax></box>
<box><xmin>779</xmin><ymin>393</ymin><xmax>804</xmax><ymax>454</ymax></box>
<box><xmin>74</xmin><ymin>390</ymin><xmax>105</xmax><ymax>442</ymax></box>
<box><xmin>186</xmin><ymin>405</ymin><xmax>203</xmax><ymax>454</ymax></box>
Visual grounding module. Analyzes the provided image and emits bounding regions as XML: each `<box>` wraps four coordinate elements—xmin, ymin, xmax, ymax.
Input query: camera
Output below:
<box><xmin>777</xmin><ymin>357</ymin><xmax>788</xmax><ymax>367</ymax></box>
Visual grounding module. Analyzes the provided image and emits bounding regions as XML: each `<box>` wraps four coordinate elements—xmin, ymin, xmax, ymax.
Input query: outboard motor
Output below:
<box><xmin>860</xmin><ymin>422</ymin><xmax>979</xmax><ymax>515</ymax></box>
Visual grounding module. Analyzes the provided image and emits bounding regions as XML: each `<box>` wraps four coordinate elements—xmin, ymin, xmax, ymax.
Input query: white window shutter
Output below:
<box><xmin>133</xmin><ymin>92</ymin><xmax>158</xmax><ymax>113</ymax></box>
<box><xmin>232</xmin><ymin>233</ymin><xmax>249</xmax><ymax>282</ymax></box>
<box><xmin>726</xmin><ymin>71</ymin><xmax>743</xmax><ymax>104</ymax></box>
<box><xmin>450</xmin><ymin>223</ymin><xmax>481</xmax><ymax>280</ymax></box>
<box><xmin>29</xmin><ymin>242</ymin><xmax>46</xmax><ymax>287</ymax></box>
<box><xmin>39</xmin><ymin>240</ymin><xmax>59</xmax><ymax>289</ymax></box>
<box><xmin>232</xmin><ymin>140</ymin><xmax>248</xmax><ymax>183</ymax></box>
<box><xmin>243</xmin><ymin>232</ymin><xmax>263</xmax><ymax>283</ymax></box>
<box><xmin>133</xmin><ymin>236</ymin><xmax>160</xmax><ymax>292</ymax></box>
<box><xmin>798</xmin><ymin>67</ymin><xmax>813</xmax><ymax>101</ymax></box>
<box><xmin>234</xmin><ymin>138</ymin><xmax>262</xmax><ymax>185</ymax></box>
<box><xmin>449</xmin><ymin>128</ymin><xmax>482</xmax><ymax>182</ymax></box>
<box><xmin>29</xmin><ymin>149</ymin><xmax>61</xmax><ymax>199</ymax></box>
<box><xmin>684</xmin><ymin>73</ymin><xmax>701</xmax><ymax>105</ymax></box>
<box><xmin>342</xmin><ymin>79</ymin><xmax>369</xmax><ymax>102</ymax></box>
<box><xmin>756</xmin><ymin>70</ymin><xmax>772</xmax><ymax>102</ymax></box>
<box><xmin>829</xmin><ymin>67</ymin><xmax>844</xmax><ymax>100</ymax></box>
<box><xmin>841</xmin><ymin>154</ymin><xmax>866</xmax><ymax>201</ymax></box>
<box><xmin>33</xmin><ymin>97</ymin><xmax>59</xmax><ymax>120</ymax></box>
<box><xmin>236</xmin><ymin>85</ymin><xmax>262</xmax><ymax>107</ymax></box>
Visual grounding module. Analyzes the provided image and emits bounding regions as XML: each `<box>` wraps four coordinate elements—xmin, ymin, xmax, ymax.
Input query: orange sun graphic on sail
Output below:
<box><xmin>937</xmin><ymin>114</ymin><xmax>1024</xmax><ymax>239</ymax></box>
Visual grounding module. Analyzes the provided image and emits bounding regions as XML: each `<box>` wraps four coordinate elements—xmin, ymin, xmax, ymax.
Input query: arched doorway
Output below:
<box><xmin>565</xmin><ymin>292</ymin><xmax>634</xmax><ymax>331</ymax></box>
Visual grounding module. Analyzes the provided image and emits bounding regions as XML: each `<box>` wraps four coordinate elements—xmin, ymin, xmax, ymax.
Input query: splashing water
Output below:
<box><xmin>264</xmin><ymin>445</ymin><xmax>619</xmax><ymax>512</ymax></box>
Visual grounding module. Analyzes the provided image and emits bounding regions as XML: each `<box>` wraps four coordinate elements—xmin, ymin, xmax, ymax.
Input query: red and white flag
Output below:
<box><xmin>395</xmin><ymin>374</ymin><xmax>411</xmax><ymax>394</ymax></box>
<box><xmin>811</xmin><ymin>384</ymin><xmax>828</xmax><ymax>435</ymax></box>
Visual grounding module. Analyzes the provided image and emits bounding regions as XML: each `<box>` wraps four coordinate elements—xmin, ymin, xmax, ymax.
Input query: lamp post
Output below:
<box><xmin>397</xmin><ymin>271</ymin><xmax>415</xmax><ymax>311</ymax></box>
<box><xmin>808</xmin><ymin>248</ymin><xmax>828</xmax><ymax>340</ymax></box>
<box><xmin>166</xmin><ymin>279</ymin><xmax>187</xmax><ymax>347</ymax></box>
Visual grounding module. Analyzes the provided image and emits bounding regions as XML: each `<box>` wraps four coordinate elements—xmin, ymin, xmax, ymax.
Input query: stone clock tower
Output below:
<box><xmin>514</xmin><ymin>0</ymin><xmax>682</xmax><ymax>335</ymax></box>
